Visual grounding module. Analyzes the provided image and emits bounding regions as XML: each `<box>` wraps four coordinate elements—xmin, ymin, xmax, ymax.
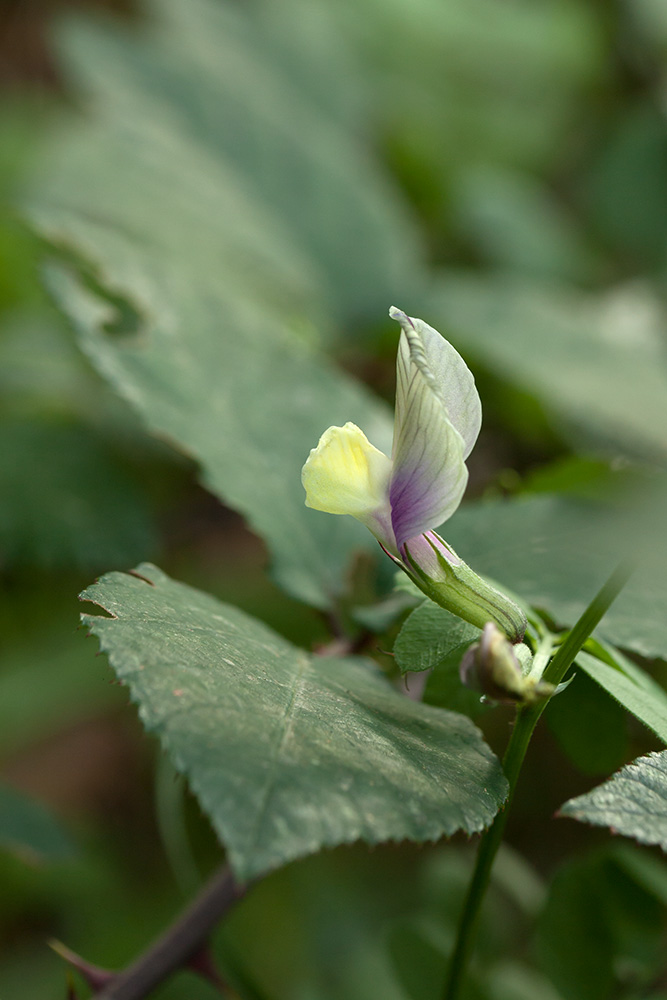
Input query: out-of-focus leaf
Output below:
<box><xmin>520</xmin><ymin>455</ymin><xmax>639</xmax><ymax>502</ymax></box>
<box><xmin>388</xmin><ymin>919</ymin><xmax>448</xmax><ymax>1000</ymax></box>
<box><xmin>328</xmin><ymin>0</ymin><xmax>603</xmax><ymax>192</ymax></box>
<box><xmin>581</xmin><ymin>105</ymin><xmax>667</xmax><ymax>267</ymax></box>
<box><xmin>44</xmin><ymin>260</ymin><xmax>391</xmax><ymax>607</ymax></box>
<box><xmin>0</xmin><ymin>783</ymin><xmax>74</xmax><ymax>863</ymax></box>
<box><xmin>352</xmin><ymin>590</ymin><xmax>420</xmax><ymax>634</ymax></box>
<box><xmin>0</xmin><ymin>583</ymin><xmax>124</xmax><ymax>755</ymax></box>
<box><xmin>445</xmin><ymin>494</ymin><xmax>667</xmax><ymax>661</ymax></box>
<box><xmin>612</xmin><ymin>842</ymin><xmax>667</xmax><ymax>907</ymax></box>
<box><xmin>0</xmin><ymin>418</ymin><xmax>157</xmax><ymax>570</ymax></box>
<box><xmin>455</xmin><ymin>166</ymin><xmax>597</xmax><ymax>282</ymax></box>
<box><xmin>22</xmin><ymin>0</ymin><xmax>433</xmax><ymax>607</ymax></box>
<box><xmin>0</xmin><ymin>100</ymin><xmax>52</xmax><ymax>311</ymax></box>
<box><xmin>0</xmin><ymin>313</ymin><xmax>95</xmax><ymax>417</ymax></box>
<box><xmin>81</xmin><ymin>563</ymin><xmax>508</xmax><ymax>880</ymax></box>
<box><xmin>32</xmin><ymin>0</ymin><xmax>424</xmax><ymax>329</ymax></box>
<box><xmin>560</xmin><ymin>752</ymin><xmax>667</xmax><ymax>851</ymax></box>
<box><xmin>545</xmin><ymin>670</ymin><xmax>629</xmax><ymax>776</ymax></box>
<box><xmin>486</xmin><ymin>963</ymin><xmax>565</xmax><ymax>1000</ymax></box>
<box><xmin>537</xmin><ymin>848</ymin><xmax>667</xmax><ymax>1000</ymax></box>
<box><xmin>387</xmin><ymin>845</ymin><xmax>547</xmax><ymax>1000</ymax></box>
<box><xmin>429</xmin><ymin>274</ymin><xmax>667</xmax><ymax>460</ymax></box>
<box><xmin>577</xmin><ymin>645</ymin><xmax>667</xmax><ymax>745</ymax></box>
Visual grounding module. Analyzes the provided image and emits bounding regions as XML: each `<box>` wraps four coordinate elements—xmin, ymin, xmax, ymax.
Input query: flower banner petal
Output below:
<box><xmin>389</xmin><ymin>326</ymin><xmax>468</xmax><ymax>549</ymax></box>
<box><xmin>390</xmin><ymin>308</ymin><xmax>481</xmax><ymax>460</ymax></box>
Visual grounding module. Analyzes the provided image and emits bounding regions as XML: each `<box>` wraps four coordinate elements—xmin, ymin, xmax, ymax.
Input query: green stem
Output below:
<box><xmin>442</xmin><ymin>558</ymin><xmax>635</xmax><ymax>1000</ymax></box>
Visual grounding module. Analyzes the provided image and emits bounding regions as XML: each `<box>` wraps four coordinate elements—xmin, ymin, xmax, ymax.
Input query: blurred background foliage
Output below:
<box><xmin>0</xmin><ymin>0</ymin><xmax>666</xmax><ymax>997</ymax></box>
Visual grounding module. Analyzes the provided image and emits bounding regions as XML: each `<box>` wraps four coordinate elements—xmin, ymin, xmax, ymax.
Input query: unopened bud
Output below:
<box><xmin>460</xmin><ymin>622</ymin><xmax>555</xmax><ymax>705</ymax></box>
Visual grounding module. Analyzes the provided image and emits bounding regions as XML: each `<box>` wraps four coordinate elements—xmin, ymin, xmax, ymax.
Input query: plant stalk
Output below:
<box><xmin>93</xmin><ymin>865</ymin><xmax>249</xmax><ymax>1000</ymax></box>
<box><xmin>442</xmin><ymin>558</ymin><xmax>635</xmax><ymax>1000</ymax></box>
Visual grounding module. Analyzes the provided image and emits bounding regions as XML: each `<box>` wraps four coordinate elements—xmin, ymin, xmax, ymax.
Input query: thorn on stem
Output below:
<box><xmin>187</xmin><ymin>945</ymin><xmax>227</xmax><ymax>994</ymax></box>
<box><xmin>50</xmin><ymin>939</ymin><xmax>115</xmax><ymax>992</ymax></box>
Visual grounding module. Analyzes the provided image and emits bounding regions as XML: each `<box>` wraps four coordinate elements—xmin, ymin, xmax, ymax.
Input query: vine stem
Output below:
<box><xmin>93</xmin><ymin>865</ymin><xmax>250</xmax><ymax>1000</ymax></box>
<box><xmin>442</xmin><ymin>558</ymin><xmax>636</xmax><ymax>1000</ymax></box>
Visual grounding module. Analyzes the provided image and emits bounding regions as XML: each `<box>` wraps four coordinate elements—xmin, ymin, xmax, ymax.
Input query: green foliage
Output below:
<box><xmin>537</xmin><ymin>847</ymin><xmax>667</xmax><ymax>1000</ymax></box>
<box><xmin>20</xmin><ymin>0</ymin><xmax>439</xmax><ymax>605</ymax></box>
<box><xmin>4</xmin><ymin>0</ymin><xmax>667</xmax><ymax>996</ymax></box>
<box><xmin>0</xmin><ymin>418</ymin><xmax>157</xmax><ymax>570</ymax></box>
<box><xmin>446</xmin><ymin>494</ymin><xmax>667</xmax><ymax>660</ymax></box>
<box><xmin>329</xmin><ymin>0</ymin><xmax>603</xmax><ymax>210</ymax></box>
<box><xmin>44</xmin><ymin>260</ymin><xmax>391</xmax><ymax>607</ymax></box>
<box><xmin>386</xmin><ymin>845</ymin><xmax>552</xmax><ymax>1000</ymax></box>
<box><xmin>454</xmin><ymin>166</ymin><xmax>599</xmax><ymax>283</ymax></box>
<box><xmin>0</xmin><ymin>784</ymin><xmax>74</xmax><ymax>863</ymax></box>
<box><xmin>81</xmin><ymin>563</ymin><xmax>508</xmax><ymax>879</ymax></box>
<box><xmin>393</xmin><ymin>603</ymin><xmax>485</xmax><ymax>717</ymax></box>
<box><xmin>560</xmin><ymin>751</ymin><xmax>667</xmax><ymax>851</ymax></box>
<box><xmin>394</xmin><ymin>604</ymin><xmax>480</xmax><ymax>675</ymax></box>
<box><xmin>545</xmin><ymin>670</ymin><xmax>629</xmax><ymax>776</ymax></box>
<box><xmin>430</xmin><ymin>275</ymin><xmax>667</xmax><ymax>460</ymax></box>
<box><xmin>583</xmin><ymin>104</ymin><xmax>667</xmax><ymax>268</ymax></box>
<box><xmin>577</xmin><ymin>644</ymin><xmax>667</xmax><ymax>745</ymax></box>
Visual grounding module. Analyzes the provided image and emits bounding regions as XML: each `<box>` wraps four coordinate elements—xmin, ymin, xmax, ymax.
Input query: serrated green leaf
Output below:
<box><xmin>393</xmin><ymin>603</ymin><xmax>484</xmax><ymax>717</ymax></box>
<box><xmin>394</xmin><ymin>604</ymin><xmax>480</xmax><ymax>676</ymax></box>
<box><xmin>445</xmin><ymin>494</ymin><xmax>667</xmax><ymax>661</ymax></box>
<box><xmin>81</xmin><ymin>563</ymin><xmax>508</xmax><ymax>880</ymax></box>
<box><xmin>0</xmin><ymin>783</ymin><xmax>74</xmax><ymax>863</ymax></box>
<box><xmin>560</xmin><ymin>752</ymin><xmax>667</xmax><ymax>851</ymax></box>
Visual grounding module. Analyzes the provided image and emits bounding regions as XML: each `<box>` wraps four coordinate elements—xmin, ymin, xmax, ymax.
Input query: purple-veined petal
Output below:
<box><xmin>389</xmin><ymin>311</ymin><xmax>470</xmax><ymax>548</ymax></box>
<box><xmin>390</xmin><ymin>308</ymin><xmax>481</xmax><ymax>459</ymax></box>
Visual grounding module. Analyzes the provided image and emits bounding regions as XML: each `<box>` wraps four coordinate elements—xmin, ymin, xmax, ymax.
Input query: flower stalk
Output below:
<box><xmin>442</xmin><ymin>558</ymin><xmax>636</xmax><ymax>1000</ymax></box>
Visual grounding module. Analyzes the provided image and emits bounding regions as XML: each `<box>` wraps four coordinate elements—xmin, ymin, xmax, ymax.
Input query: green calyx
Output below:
<box><xmin>403</xmin><ymin>538</ymin><xmax>527</xmax><ymax>643</ymax></box>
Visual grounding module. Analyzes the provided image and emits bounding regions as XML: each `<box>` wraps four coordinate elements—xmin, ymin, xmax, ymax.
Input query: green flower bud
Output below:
<box><xmin>460</xmin><ymin>622</ymin><xmax>555</xmax><ymax>705</ymax></box>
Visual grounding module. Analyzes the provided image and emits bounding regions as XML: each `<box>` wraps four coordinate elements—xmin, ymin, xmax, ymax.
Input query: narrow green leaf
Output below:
<box><xmin>560</xmin><ymin>751</ymin><xmax>667</xmax><ymax>851</ymax></box>
<box><xmin>577</xmin><ymin>646</ymin><xmax>667</xmax><ymax>745</ymax></box>
<box><xmin>81</xmin><ymin>564</ymin><xmax>508</xmax><ymax>880</ymax></box>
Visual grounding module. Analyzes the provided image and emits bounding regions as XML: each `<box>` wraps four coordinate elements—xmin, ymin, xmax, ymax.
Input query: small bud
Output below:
<box><xmin>460</xmin><ymin>623</ymin><xmax>555</xmax><ymax>705</ymax></box>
